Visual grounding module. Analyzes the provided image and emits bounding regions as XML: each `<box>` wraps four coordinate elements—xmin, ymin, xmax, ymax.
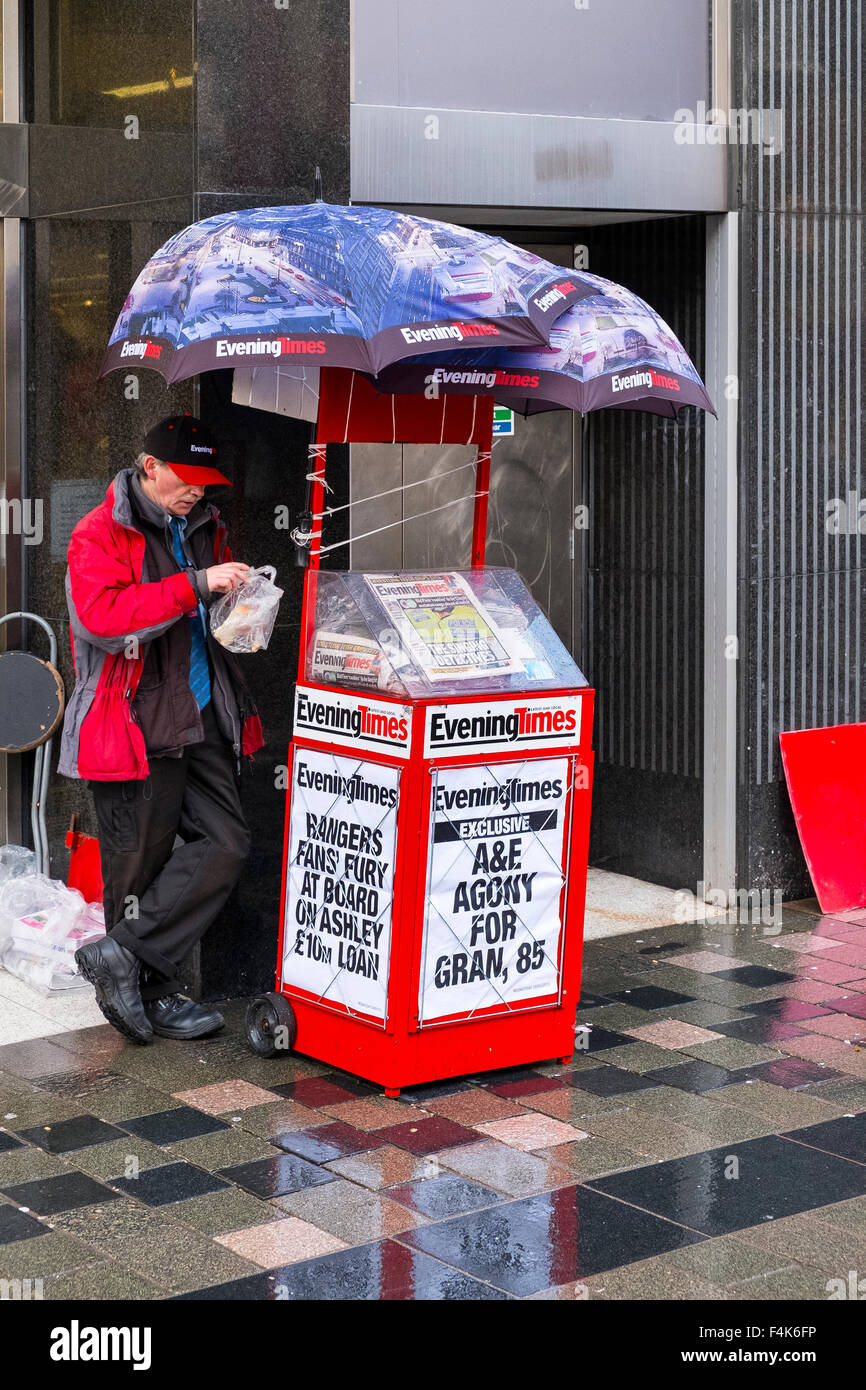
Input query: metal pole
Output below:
<box><xmin>470</xmin><ymin>411</ymin><xmax>493</xmax><ymax>569</ymax></box>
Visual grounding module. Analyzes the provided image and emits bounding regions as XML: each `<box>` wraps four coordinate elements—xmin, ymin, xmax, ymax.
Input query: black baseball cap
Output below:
<box><xmin>142</xmin><ymin>414</ymin><xmax>231</xmax><ymax>486</ymax></box>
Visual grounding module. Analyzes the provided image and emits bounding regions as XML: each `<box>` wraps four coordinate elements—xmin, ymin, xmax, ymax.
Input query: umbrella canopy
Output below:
<box><xmin>100</xmin><ymin>203</ymin><xmax>598</xmax><ymax>383</ymax></box>
<box><xmin>370</xmin><ymin>271</ymin><xmax>715</xmax><ymax>418</ymax></box>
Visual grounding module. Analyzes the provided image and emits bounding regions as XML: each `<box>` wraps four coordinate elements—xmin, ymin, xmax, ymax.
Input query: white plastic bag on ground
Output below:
<box><xmin>0</xmin><ymin>872</ymin><xmax>58</xmax><ymax>948</ymax></box>
<box><xmin>0</xmin><ymin>872</ymin><xmax>103</xmax><ymax>994</ymax></box>
<box><xmin>0</xmin><ymin>844</ymin><xmax>37</xmax><ymax>888</ymax></box>
<box><xmin>210</xmin><ymin>565</ymin><xmax>283</xmax><ymax>653</ymax></box>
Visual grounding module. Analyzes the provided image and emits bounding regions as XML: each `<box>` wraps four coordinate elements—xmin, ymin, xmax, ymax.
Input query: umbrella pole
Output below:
<box><xmin>297</xmin><ymin>429</ymin><xmax>327</xmax><ymax>682</ymax></box>
<box><xmin>470</xmin><ymin>413</ymin><xmax>493</xmax><ymax>569</ymax></box>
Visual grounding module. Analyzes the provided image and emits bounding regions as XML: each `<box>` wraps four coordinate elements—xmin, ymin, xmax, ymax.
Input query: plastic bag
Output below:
<box><xmin>210</xmin><ymin>565</ymin><xmax>283</xmax><ymax>653</ymax></box>
<box><xmin>0</xmin><ymin>872</ymin><xmax>102</xmax><ymax>994</ymax></box>
<box><xmin>0</xmin><ymin>844</ymin><xmax>37</xmax><ymax>888</ymax></box>
<box><xmin>0</xmin><ymin>872</ymin><xmax>59</xmax><ymax>948</ymax></box>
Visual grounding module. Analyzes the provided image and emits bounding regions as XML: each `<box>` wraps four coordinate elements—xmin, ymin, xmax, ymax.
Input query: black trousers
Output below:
<box><xmin>90</xmin><ymin>701</ymin><xmax>251</xmax><ymax>1000</ymax></box>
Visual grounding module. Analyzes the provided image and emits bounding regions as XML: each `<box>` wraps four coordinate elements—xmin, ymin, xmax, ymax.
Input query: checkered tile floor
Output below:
<box><xmin>2</xmin><ymin>903</ymin><xmax>866</xmax><ymax>1300</ymax></box>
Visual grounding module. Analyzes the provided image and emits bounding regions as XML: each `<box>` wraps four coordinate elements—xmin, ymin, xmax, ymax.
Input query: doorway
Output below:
<box><xmin>349</xmin><ymin>219</ymin><xmax>709</xmax><ymax>916</ymax></box>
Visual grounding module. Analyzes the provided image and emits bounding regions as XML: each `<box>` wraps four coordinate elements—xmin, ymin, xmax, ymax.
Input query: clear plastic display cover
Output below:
<box><xmin>304</xmin><ymin>568</ymin><xmax>588</xmax><ymax>699</ymax></box>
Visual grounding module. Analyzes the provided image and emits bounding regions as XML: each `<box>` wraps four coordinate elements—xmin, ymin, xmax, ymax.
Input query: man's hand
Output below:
<box><xmin>205</xmin><ymin>562</ymin><xmax>251</xmax><ymax>594</ymax></box>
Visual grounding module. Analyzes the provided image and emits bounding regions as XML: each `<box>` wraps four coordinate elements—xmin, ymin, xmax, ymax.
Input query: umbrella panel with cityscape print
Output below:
<box><xmin>369</xmin><ymin>272</ymin><xmax>716</xmax><ymax>419</ymax></box>
<box><xmin>100</xmin><ymin>203</ymin><xmax>597</xmax><ymax>384</ymax></box>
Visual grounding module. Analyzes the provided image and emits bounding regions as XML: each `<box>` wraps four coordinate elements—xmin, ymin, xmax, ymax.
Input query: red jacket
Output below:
<box><xmin>59</xmin><ymin>471</ymin><xmax>264</xmax><ymax>781</ymax></box>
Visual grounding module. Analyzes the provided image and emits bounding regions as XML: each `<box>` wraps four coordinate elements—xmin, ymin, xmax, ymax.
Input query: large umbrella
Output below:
<box><xmin>369</xmin><ymin>271</ymin><xmax>715</xmax><ymax>419</ymax></box>
<box><xmin>100</xmin><ymin>203</ymin><xmax>598</xmax><ymax>383</ymax></box>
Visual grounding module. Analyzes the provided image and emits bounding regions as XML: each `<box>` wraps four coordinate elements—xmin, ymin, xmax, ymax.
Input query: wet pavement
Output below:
<box><xmin>2</xmin><ymin>901</ymin><xmax>866</xmax><ymax>1299</ymax></box>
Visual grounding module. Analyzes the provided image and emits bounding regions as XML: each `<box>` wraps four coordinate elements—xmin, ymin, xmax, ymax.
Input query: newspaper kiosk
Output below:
<box><xmin>246</xmin><ymin>372</ymin><xmax>595</xmax><ymax>1094</ymax></box>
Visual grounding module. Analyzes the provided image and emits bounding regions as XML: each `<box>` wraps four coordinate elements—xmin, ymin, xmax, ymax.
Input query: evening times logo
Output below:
<box><xmin>427</xmin><ymin>702</ymin><xmax>579</xmax><ymax>752</ymax></box>
<box><xmin>215</xmin><ymin>337</ymin><xmax>326</xmax><ymax>357</ymax></box>
<box><xmin>295</xmin><ymin>690</ymin><xmax>410</xmax><ymax>748</ymax></box>
<box><xmin>120</xmin><ymin>340</ymin><xmax>162</xmax><ymax>358</ymax></box>
<box><xmin>611</xmin><ymin>369</ymin><xmax>680</xmax><ymax>393</ymax></box>
<box><xmin>532</xmin><ymin>279</ymin><xmax>577</xmax><ymax>312</ymax></box>
<box><xmin>399</xmin><ymin>321</ymin><xmax>501</xmax><ymax>345</ymax></box>
<box><xmin>431</xmin><ymin>368</ymin><xmax>541</xmax><ymax>390</ymax></box>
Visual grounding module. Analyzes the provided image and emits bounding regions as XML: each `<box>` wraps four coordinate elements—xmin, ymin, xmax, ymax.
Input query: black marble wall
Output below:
<box><xmin>20</xmin><ymin>0</ymin><xmax>352</xmax><ymax>1000</ymax></box>
<box><xmin>190</xmin><ymin>0</ymin><xmax>351</xmax><ymax>999</ymax></box>
<box><xmin>732</xmin><ymin>0</ymin><xmax>866</xmax><ymax>897</ymax></box>
<box><xmin>24</xmin><ymin>211</ymin><xmax>195</xmax><ymax>889</ymax></box>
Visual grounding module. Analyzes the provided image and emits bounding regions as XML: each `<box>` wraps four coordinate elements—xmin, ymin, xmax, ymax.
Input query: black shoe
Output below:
<box><xmin>74</xmin><ymin>937</ymin><xmax>153</xmax><ymax>1045</ymax></box>
<box><xmin>144</xmin><ymin>995</ymin><xmax>225</xmax><ymax>1040</ymax></box>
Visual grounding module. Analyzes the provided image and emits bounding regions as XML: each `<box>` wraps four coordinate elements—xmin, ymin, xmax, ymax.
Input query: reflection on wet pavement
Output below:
<box><xmin>3</xmin><ymin>906</ymin><xmax>866</xmax><ymax>1298</ymax></box>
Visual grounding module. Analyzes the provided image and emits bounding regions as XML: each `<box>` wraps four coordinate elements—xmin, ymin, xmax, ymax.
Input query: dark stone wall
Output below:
<box><xmin>190</xmin><ymin>0</ymin><xmax>351</xmax><ymax>998</ymax></box>
<box><xmin>21</xmin><ymin>0</ymin><xmax>351</xmax><ymax>1000</ymax></box>
<box><xmin>25</xmin><ymin>215</ymin><xmax>195</xmax><ymax>882</ymax></box>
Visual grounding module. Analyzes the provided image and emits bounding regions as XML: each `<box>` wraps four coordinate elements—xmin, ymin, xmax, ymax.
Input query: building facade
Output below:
<box><xmin>0</xmin><ymin>1</ymin><xmax>862</xmax><ymax>998</ymax></box>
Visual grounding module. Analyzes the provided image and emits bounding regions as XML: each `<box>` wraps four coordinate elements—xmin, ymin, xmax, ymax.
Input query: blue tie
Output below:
<box><xmin>169</xmin><ymin>517</ymin><xmax>211</xmax><ymax>711</ymax></box>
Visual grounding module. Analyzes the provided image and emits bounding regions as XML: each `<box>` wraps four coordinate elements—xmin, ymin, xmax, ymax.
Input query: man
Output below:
<box><xmin>59</xmin><ymin>414</ymin><xmax>264</xmax><ymax>1045</ymax></box>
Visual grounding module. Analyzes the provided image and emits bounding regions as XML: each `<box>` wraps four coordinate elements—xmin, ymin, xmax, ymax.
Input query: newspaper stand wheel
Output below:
<box><xmin>245</xmin><ymin>991</ymin><xmax>297</xmax><ymax>1057</ymax></box>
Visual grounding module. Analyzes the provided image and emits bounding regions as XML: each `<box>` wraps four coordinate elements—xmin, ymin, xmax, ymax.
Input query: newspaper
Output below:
<box><xmin>310</xmin><ymin>630</ymin><xmax>397</xmax><ymax>692</ymax></box>
<box><xmin>364</xmin><ymin>572</ymin><xmax>525</xmax><ymax>682</ymax></box>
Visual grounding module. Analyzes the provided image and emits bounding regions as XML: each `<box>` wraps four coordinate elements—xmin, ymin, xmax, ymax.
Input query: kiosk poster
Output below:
<box><xmin>419</xmin><ymin>758</ymin><xmax>570</xmax><ymax>1022</ymax></box>
<box><xmin>364</xmin><ymin>572</ymin><xmax>525</xmax><ymax>682</ymax></box>
<box><xmin>282</xmin><ymin>747</ymin><xmax>400</xmax><ymax>1021</ymax></box>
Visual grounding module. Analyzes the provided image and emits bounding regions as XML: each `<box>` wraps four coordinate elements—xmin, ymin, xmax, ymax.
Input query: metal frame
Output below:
<box><xmin>702</xmin><ymin>1</ymin><xmax>738</xmax><ymax>895</ymax></box>
<box><xmin>703</xmin><ymin>211</ymin><xmax>739</xmax><ymax>895</ymax></box>
<box><xmin>2</xmin><ymin>0</ymin><xmax>21</xmax><ymax>121</ymax></box>
<box><xmin>0</xmin><ymin>612</ymin><xmax>58</xmax><ymax>874</ymax></box>
<box><xmin>1</xmin><ymin>0</ymin><xmax>25</xmax><ymax>850</ymax></box>
<box><xmin>711</xmin><ymin>0</ymin><xmax>731</xmax><ymax>118</ymax></box>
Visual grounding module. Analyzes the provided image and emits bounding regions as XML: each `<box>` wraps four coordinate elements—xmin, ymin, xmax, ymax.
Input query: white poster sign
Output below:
<box><xmin>419</xmin><ymin>758</ymin><xmax>570</xmax><ymax>1023</ymax></box>
<box><xmin>282</xmin><ymin>747</ymin><xmax>400</xmax><ymax>1021</ymax></box>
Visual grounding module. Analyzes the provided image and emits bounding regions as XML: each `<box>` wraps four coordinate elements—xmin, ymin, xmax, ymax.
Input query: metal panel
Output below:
<box><xmin>351</xmin><ymin>423</ymin><xmax>578</xmax><ymax>656</ymax></box>
<box><xmin>482</xmin><ymin>414</ymin><xmax>575</xmax><ymax>652</ymax></box>
<box><xmin>353</xmin><ymin>0</ymin><xmax>708</xmax><ymax>121</ymax></box>
<box><xmin>1</xmin><ymin>220</ymin><xmax>25</xmax><ymax>847</ymax></box>
<box><xmin>402</xmin><ymin>444</ymin><xmax>478</xmax><ymax>571</ymax></box>
<box><xmin>350</xmin><ymin>443</ymin><xmax>403</xmax><ymax>570</ymax></box>
<box><xmin>703</xmin><ymin>212</ymin><xmax>738</xmax><ymax>893</ymax></box>
<box><xmin>1</xmin><ymin>0</ymin><xmax>24</xmax><ymax>847</ymax></box>
<box><xmin>0</xmin><ymin>125</ymin><xmax>27</xmax><ymax>215</ymax></box>
<box><xmin>352</xmin><ymin>105</ymin><xmax>730</xmax><ymax>215</ymax></box>
<box><xmin>349</xmin><ymin>443</ymin><xmax>482</xmax><ymax>573</ymax></box>
<box><xmin>2</xmin><ymin>0</ymin><xmax>21</xmax><ymax>122</ymax></box>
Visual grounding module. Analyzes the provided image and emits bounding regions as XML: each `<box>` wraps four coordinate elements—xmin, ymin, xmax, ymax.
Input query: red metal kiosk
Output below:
<box><xmin>246</xmin><ymin>370</ymin><xmax>595</xmax><ymax>1095</ymax></box>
